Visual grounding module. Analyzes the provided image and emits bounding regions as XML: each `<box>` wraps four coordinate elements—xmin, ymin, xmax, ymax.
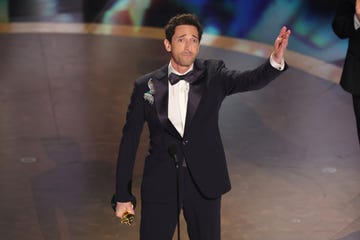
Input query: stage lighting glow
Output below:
<box><xmin>0</xmin><ymin>0</ymin><xmax>8</xmax><ymax>22</ymax></box>
<box><xmin>3</xmin><ymin>0</ymin><xmax>346</xmax><ymax>63</ymax></box>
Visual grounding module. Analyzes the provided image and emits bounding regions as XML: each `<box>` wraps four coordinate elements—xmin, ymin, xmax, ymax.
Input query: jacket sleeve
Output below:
<box><xmin>216</xmin><ymin>59</ymin><xmax>287</xmax><ymax>96</ymax></box>
<box><xmin>332</xmin><ymin>0</ymin><xmax>357</xmax><ymax>39</ymax></box>
<box><xmin>115</xmin><ymin>80</ymin><xmax>145</xmax><ymax>202</ymax></box>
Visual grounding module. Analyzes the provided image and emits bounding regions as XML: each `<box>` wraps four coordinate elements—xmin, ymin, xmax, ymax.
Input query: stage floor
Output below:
<box><xmin>0</xmin><ymin>24</ymin><xmax>359</xmax><ymax>240</ymax></box>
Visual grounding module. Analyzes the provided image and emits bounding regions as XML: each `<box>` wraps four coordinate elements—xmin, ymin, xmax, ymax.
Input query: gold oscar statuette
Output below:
<box><xmin>111</xmin><ymin>194</ymin><xmax>137</xmax><ymax>226</ymax></box>
<box><xmin>120</xmin><ymin>212</ymin><xmax>135</xmax><ymax>225</ymax></box>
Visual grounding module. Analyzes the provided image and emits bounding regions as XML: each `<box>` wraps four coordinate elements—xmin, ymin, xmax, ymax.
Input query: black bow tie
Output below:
<box><xmin>168</xmin><ymin>71</ymin><xmax>196</xmax><ymax>85</ymax></box>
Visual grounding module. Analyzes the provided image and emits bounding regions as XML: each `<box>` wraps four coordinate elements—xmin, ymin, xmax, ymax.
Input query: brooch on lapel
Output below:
<box><xmin>143</xmin><ymin>78</ymin><xmax>155</xmax><ymax>105</ymax></box>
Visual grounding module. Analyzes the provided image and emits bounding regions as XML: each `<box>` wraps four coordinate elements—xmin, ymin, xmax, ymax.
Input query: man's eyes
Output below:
<box><xmin>177</xmin><ymin>38</ymin><xmax>198</xmax><ymax>43</ymax></box>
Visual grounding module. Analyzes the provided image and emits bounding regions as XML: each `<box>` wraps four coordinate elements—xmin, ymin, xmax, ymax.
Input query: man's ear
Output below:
<box><xmin>164</xmin><ymin>39</ymin><xmax>171</xmax><ymax>52</ymax></box>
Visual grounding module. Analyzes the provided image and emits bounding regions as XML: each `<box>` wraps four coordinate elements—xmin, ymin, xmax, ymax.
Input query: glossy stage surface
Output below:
<box><xmin>0</xmin><ymin>22</ymin><xmax>359</xmax><ymax>240</ymax></box>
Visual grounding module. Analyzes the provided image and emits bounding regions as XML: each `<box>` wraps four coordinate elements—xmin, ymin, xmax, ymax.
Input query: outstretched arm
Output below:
<box><xmin>272</xmin><ymin>26</ymin><xmax>291</xmax><ymax>65</ymax></box>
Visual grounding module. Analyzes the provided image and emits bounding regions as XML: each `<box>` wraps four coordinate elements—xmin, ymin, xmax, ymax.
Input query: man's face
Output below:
<box><xmin>164</xmin><ymin>25</ymin><xmax>200</xmax><ymax>72</ymax></box>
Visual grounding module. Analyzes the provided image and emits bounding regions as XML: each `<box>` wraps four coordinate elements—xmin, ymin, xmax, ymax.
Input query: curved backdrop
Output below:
<box><xmin>2</xmin><ymin>0</ymin><xmax>347</xmax><ymax>64</ymax></box>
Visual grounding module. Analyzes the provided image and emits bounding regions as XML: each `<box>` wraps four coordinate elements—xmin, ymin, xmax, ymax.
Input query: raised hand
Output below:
<box><xmin>272</xmin><ymin>26</ymin><xmax>291</xmax><ymax>64</ymax></box>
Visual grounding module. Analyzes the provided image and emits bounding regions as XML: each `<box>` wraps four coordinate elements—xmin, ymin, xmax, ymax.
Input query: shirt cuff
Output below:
<box><xmin>270</xmin><ymin>52</ymin><xmax>285</xmax><ymax>71</ymax></box>
<box><xmin>354</xmin><ymin>14</ymin><xmax>360</xmax><ymax>30</ymax></box>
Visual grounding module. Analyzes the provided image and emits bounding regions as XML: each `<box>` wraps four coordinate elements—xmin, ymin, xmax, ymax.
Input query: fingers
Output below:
<box><xmin>279</xmin><ymin>26</ymin><xmax>288</xmax><ymax>35</ymax></box>
<box><xmin>116</xmin><ymin>202</ymin><xmax>136</xmax><ymax>225</ymax></box>
<box><xmin>272</xmin><ymin>26</ymin><xmax>291</xmax><ymax>63</ymax></box>
<box><xmin>275</xmin><ymin>26</ymin><xmax>291</xmax><ymax>50</ymax></box>
<box><xmin>115</xmin><ymin>202</ymin><xmax>134</xmax><ymax>218</ymax></box>
<box><xmin>278</xmin><ymin>26</ymin><xmax>291</xmax><ymax>42</ymax></box>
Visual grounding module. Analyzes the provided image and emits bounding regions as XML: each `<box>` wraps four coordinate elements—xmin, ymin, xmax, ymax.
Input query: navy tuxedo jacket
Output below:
<box><xmin>115</xmin><ymin>58</ymin><xmax>287</xmax><ymax>203</ymax></box>
<box><xmin>332</xmin><ymin>0</ymin><xmax>360</xmax><ymax>95</ymax></box>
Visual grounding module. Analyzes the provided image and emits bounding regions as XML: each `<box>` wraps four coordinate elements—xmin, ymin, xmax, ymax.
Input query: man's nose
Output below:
<box><xmin>184</xmin><ymin>40</ymin><xmax>191</xmax><ymax>49</ymax></box>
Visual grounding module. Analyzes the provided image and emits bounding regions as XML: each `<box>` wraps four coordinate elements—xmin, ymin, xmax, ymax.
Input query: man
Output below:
<box><xmin>332</xmin><ymin>0</ymin><xmax>360</xmax><ymax>145</ymax></box>
<box><xmin>115</xmin><ymin>13</ymin><xmax>291</xmax><ymax>240</ymax></box>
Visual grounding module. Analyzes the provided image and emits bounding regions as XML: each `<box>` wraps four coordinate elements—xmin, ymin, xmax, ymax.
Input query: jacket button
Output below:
<box><xmin>183</xmin><ymin>140</ymin><xmax>189</xmax><ymax>146</ymax></box>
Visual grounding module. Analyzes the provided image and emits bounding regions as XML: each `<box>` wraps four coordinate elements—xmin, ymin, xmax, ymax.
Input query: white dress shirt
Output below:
<box><xmin>168</xmin><ymin>63</ymin><xmax>193</xmax><ymax>137</ymax></box>
<box><xmin>167</xmin><ymin>55</ymin><xmax>284</xmax><ymax>137</ymax></box>
<box><xmin>355</xmin><ymin>14</ymin><xmax>360</xmax><ymax>29</ymax></box>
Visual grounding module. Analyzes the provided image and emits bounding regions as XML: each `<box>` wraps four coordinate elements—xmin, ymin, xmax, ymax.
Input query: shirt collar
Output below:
<box><xmin>168</xmin><ymin>62</ymin><xmax>194</xmax><ymax>76</ymax></box>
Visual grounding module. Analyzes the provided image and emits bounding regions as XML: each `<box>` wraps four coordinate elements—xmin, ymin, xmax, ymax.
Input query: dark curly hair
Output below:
<box><xmin>164</xmin><ymin>13</ymin><xmax>203</xmax><ymax>42</ymax></box>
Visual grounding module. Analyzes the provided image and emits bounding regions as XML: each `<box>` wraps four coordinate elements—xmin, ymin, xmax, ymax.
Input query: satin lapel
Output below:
<box><xmin>184</xmin><ymin>60</ymin><xmax>206</xmax><ymax>135</ymax></box>
<box><xmin>152</xmin><ymin>67</ymin><xmax>182</xmax><ymax>139</ymax></box>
